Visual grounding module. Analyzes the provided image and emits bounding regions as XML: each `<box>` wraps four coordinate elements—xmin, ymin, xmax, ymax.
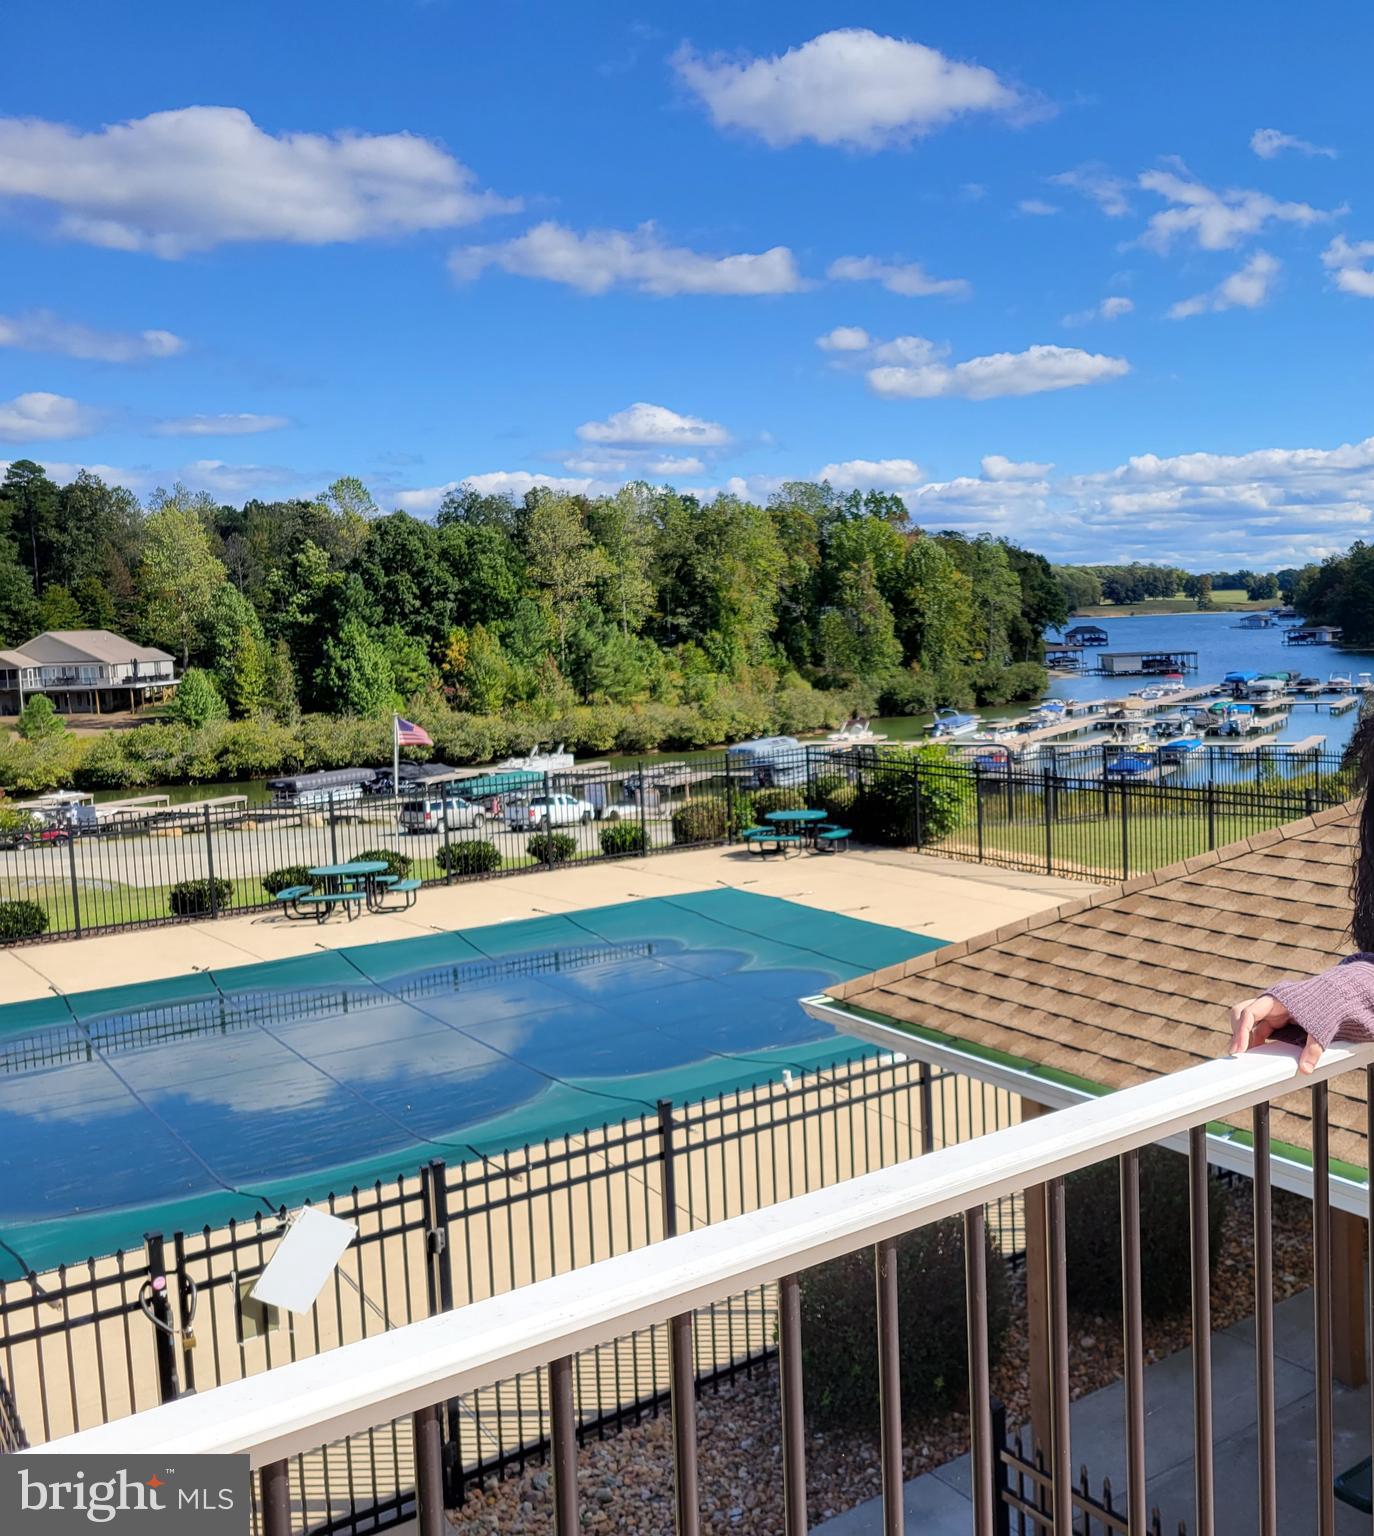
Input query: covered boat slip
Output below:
<box><xmin>0</xmin><ymin>889</ymin><xmax>940</xmax><ymax>1276</ymax></box>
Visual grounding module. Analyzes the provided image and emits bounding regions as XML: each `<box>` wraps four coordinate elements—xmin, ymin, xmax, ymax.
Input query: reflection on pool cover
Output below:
<box><xmin>0</xmin><ymin>889</ymin><xmax>939</xmax><ymax>1273</ymax></box>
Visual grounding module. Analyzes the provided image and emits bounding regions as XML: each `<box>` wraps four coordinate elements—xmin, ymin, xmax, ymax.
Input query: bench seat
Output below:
<box><xmin>273</xmin><ymin>884</ymin><xmax>313</xmax><ymax>902</ymax></box>
<box><xmin>815</xmin><ymin>826</ymin><xmax>852</xmax><ymax>851</ymax></box>
<box><xmin>296</xmin><ymin>890</ymin><xmax>367</xmax><ymax>905</ymax></box>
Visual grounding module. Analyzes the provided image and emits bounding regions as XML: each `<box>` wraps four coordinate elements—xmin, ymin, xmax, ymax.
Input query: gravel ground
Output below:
<box><xmin>446</xmin><ymin>1181</ymin><xmax>1314</xmax><ymax>1534</ymax></box>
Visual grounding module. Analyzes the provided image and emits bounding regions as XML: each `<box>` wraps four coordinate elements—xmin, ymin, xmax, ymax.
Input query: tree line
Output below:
<box><xmin>1052</xmin><ymin>562</ymin><xmax>1297</xmax><ymax>609</ymax></box>
<box><xmin>0</xmin><ymin>463</ymin><xmax>1061</xmax><ymax>757</ymax></box>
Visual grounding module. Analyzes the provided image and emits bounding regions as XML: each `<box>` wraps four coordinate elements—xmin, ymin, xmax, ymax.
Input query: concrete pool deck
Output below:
<box><xmin>0</xmin><ymin>844</ymin><xmax>1097</xmax><ymax>1003</ymax></box>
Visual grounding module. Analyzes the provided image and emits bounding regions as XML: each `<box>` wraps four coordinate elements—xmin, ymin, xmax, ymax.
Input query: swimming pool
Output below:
<box><xmin>0</xmin><ymin>890</ymin><xmax>940</xmax><ymax>1275</ymax></box>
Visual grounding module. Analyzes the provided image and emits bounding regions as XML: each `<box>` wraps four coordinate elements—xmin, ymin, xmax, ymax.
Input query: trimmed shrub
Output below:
<box><xmin>669</xmin><ymin>793</ymin><xmax>753</xmax><ymax>846</ymax></box>
<box><xmin>0</xmin><ymin>900</ymin><xmax>49</xmax><ymax>942</ymax></box>
<box><xmin>169</xmin><ymin>877</ymin><xmax>234</xmax><ymax>917</ymax></box>
<box><xmin>800</xmin><ymin>1215</ymin><xmax>1010</xmax><ymax>1429</ymax></box>
<box><xmin>262</xmin><ymin>864</ymin><xmax>312</xmax><ymax>898</ymax></box>
<box><xmin>528</xmin><ymin>831</ymin><xmax>576</xmax><ymax>864</ymax></box>
<box><xmin>820</xmin><ymin>781</ymin><xmax>858</xmax><ymax>823</ymax></box>
<box><xmin>436</xmin><ymin>839</ymin><xmax>501</xmax><ymax>875</ymax></box>
<box><xmin>358</xmin><ymin>847</ymin><xmax>412</xmax><ymax>879</ymax></box>
<box><xmin>599</xmin><ymin>822</ymin><xmax>647</xmax><ymax>857</ymax></box>
<box><xmin>751</xmin><ymin>787</ymin><xmax>807</xmax><ymax>819</ymax></box>
<box><xmin>848</xmin><ymin>745</ymin><xmax>967</xmax><ymax>847</ymax></box>
<box><xmin>808</xmin><ymin>771</ymin><xmax>849</xmax><ymax>807</ymax></box>
<box><xmin>1065</xmin><ymin>1145</ymin><xmax>1225</xmax><ymax>1318</ymax></box>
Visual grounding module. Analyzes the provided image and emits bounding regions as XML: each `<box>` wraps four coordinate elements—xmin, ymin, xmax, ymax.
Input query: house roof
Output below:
<box><xmin>0</xmin><ymin>631</ymin><xmax>174</xmax><ymax>667</ymax></box>
<box><xmin>828</xmin><ymin>803</ymin><xmax>1365</xmax><ymax>1168</ymax></box>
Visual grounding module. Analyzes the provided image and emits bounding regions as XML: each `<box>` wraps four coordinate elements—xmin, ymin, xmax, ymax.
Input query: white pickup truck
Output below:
<box><xmin>505</xmin><ymin>793</ymin><xmax>596</xmax><ymax>830</ymax></box>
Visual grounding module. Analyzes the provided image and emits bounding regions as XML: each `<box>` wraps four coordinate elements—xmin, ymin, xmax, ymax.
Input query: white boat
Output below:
<box><xmin>1245</xmin><ymin>678</ymin><xmax>1285</xmax><ymax>699</ymax></box>
<box><xmin>826</xmin><ymin>718</ymin><xmax>887</xmax><ymax>745</ymax></box>
<box><xmin>1137</xmin><ymin>685</ymin><xmax>1167</xmax><ymax>701</ymax></box>
<box><xmin>494</xmin><ymin>743</ymin><xmax>575</xmax><ymax>773</ymax></box>
<box><xmin>927</xmin><ymin>708</ymin><xmax>981</xmax><ymax>739</ymax></box>
<box><xmin>1329</xmin><ymin>673</ymin><xmax>1353</xmax><ymax>690</ymax></box>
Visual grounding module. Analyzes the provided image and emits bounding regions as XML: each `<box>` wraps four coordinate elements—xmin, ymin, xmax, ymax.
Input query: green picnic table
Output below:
<box><xmin>298</xmin><ymin>860</ymin><xmax>391</xmax><ymax>922</ymax></box>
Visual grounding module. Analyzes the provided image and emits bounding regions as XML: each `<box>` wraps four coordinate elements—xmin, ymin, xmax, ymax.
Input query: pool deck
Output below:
<box><xmin>0</xmin><ymin>844</ymin><xmax>1095</xmax><ymax>1002</ymax></box>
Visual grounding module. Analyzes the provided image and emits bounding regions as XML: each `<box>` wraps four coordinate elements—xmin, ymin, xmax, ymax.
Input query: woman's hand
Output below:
<box><xmin>1228</xmin><ymin>994</ymin><xmax>1322</xmax><ymax>1073</ymax></box>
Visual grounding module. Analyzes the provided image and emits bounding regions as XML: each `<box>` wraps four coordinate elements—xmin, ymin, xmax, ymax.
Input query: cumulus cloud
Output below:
<box><xmin>394</xmin><ymin>472</ymin><xmax>611</xmax><ymax>513</ymax></box>
<box><xmin>866</xmin><ymin>340</ymin><xmax>1129</xmax><ymax>400</ymax></box>
<box><xmin>450</xmin><ymin>221</ymin><xmax>805</xmax><ymax>296</ymax></box>
<box><xmin>1169</xmin><ymin>251</ymin><xmax>1281</xmax><ymax>318</ymax></box>
<box><xmin>672</xmin><ymin>28</ymin><xmax>1035</xmax><ymax>150</ymax></box>
<box><xmin>1062</xmin><ymin>295</ymin><xmax>1134</xmax><ymax>326</ymax></box>
<box><xmin>0</xmin><ymin>106</ymin><xmax>516</xmax><ymax>257</ymax></box>
<box><xmin>982</xmin><ymin>454</ymin><xmax>1053</xmax><ymax>480</ymax></box>
<box><xmin>1251</xmin><ymin>128</ymin><xmax>1335</xmax><ymax>160</ymax></box>
<box><xmin>576</xmin><ymin>402</ymin><xmax>730</xmax><ymax>448</ymax></box>
<box><xmin>1017</xmin><ymin>198</ymin><xmax>1059</xmax><ymax>216</ymax></box>
<box><xmin>826</xmin><ymin>254</ymin><xmax>971</xmax><ymax>298</ymax></box>
<box><xmin>153</xmin><ymin>412</ymin><xmax>291</xmax><ymax>437</ymax></box>
<box><xmin>0</xmin><ymin>309</ymin><xmax>184</xmax><ymax>362</ymax></box>
<box><xmin>0</xmin><ymin>391</ymin><xmax>105</xmax><ymax>442</ymax></box>
<box><xmin>816</xmin><ymin>457</ymin><xmax>922</xmax><ymax>489</ymax></box>
<box><xmin>1322</xmin><ymin>235</ymin><xmax>1374</xmax><ymax>298</ymax></box>
<box><xmin>816</xmin><ymin>325</ymin><xmax>872</xmax><ymax>352</ymax></box>
<box><xmin>1137</xmin><ymin>164</ymin><xmax>1337</xmax><ymax>253</ymax></box>
<box><xmin>1049</xmin><ymin>164</ymin><xmax>1132</xmax><ymax>217</ymax></box>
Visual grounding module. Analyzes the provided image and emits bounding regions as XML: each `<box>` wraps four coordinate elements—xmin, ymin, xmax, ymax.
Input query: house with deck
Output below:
<box><xmin>0</xmin><ymin>629</ymin><xmax>178</xmax><ymax>714</ymax></box>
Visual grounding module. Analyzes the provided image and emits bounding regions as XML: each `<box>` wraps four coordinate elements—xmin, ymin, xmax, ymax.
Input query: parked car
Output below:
<box><xmin>506</xmin><ymin>793</ymin><xmax>596</xmax><ymax>830</ymax></box>
<box><xmin>398</xmin><ymin>795</ymin><xmax>488</xmax><ymax>835</ymax></box>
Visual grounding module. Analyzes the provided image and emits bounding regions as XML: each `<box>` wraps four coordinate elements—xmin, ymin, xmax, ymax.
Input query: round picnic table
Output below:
<box><xmin>764</xmin><ymin>808</ymin><xmax>827</xmax><ymax>844</ymax></box>
<box><xmin>308</xmin><ymin>859</ymin><xmax>391</xmax><ymax>911</ymax></box>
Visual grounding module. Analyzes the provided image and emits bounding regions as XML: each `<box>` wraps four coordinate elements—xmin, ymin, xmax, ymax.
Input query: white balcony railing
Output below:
<box><xmin>29</xmin><ymin>1037</ymin><xmax>1374</xmax><ymax>1536</ymax></box>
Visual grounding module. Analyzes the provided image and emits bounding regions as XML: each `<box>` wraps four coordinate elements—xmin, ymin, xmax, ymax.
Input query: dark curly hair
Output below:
<box><xmin>1349</xmin><ymin>712</ymin><xmax>1374</xmax><ymax>951</ymax></box>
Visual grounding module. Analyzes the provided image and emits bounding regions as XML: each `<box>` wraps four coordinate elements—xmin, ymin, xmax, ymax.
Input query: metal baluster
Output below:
<box><xmin>1189</xmin><ymin>1127</ymin><xmax>1214</xmax><ymax>1536</ymax></box>
<box><xmin>778</xmin><ymin>1272</ymin><xmax>807</xmax><ymax>1535</ymax></box>
<box><xmin>1252</xmin><ymin>1103</ymin><xmax>1276</xmax><ymax>1536</ymax></box>
<box><xmin>1313</xmin><ymin>1082</ymin><xmax>1335</xmax><ymax>1536</ymax></box>
<box><xmin>549</xmin><ymin>1354</ymin><xmax>580</xmax><ymax>1535</ymax></box>
<box><xmin>413</xmin><ymin>1401</ymin><xmax>445</xmax><ymax>1536</ymax></box>
<box><xmin>260</xmin><ymin>1458</ymin><xmax>291</xmax><ymax>1536</ymax></box>
<box><xmin>1119</xmin><ymin>1151</ymin><xmax>1147</xmax><ymax>1534</ymax></box>
<box><xmin>670</xmin><ymin>1312</ymin><xmax>701</xmax><ymax>1536</ymax></box>
<box><xmin>875</xmin><ymin>1237</ymin><xmax>903</xmax><ymax>1536</ymax></box>
<box><xmin>966</xmin><ymin>1207</ymin><xmax>996</xmax><ymax>1536</ymax></box>
<box><xmin>1046</xmin><ymin>1177</ymin><xmax>1072</xmax><ymax>1536</ymax></box>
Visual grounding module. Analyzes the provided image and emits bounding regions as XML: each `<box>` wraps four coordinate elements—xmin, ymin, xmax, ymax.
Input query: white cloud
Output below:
<box><xmin>816</xmin><ymin>325</ymin><xmax>871</xmax><ymax>352</ymax></box>
<box><xmin>450</xmin><ymin>220</ymin><xmax>805</xmax><ymax>296</ymax></box>
<box><xmin>827</xmin><ymin>254</ymin><xmax>971</xmax><ymax>298</ymax></box>
<box><xmin>1322</xmin><ymin>235</ymin><xmax>1374</xmax><ymax>298</ymax></box>
<box><xmin>0</xmin><ymin>106</ymin><xmax>516</xmax><ymax>257</ymax></box>
<box><xmin>0</xmin><ymin>310</ymin><xmax>184</xmax><ymax>362</ymax></box>
<box><xmin>1251</xmin><ymin>128</ymin><xmax>1335</xmax><ymax>160</ymax></box>
<box><xmin>1137</xmin><ymin>164</ymin><xmax>1337</xmax><ymax>253</ymax></box>
<box><xmin>576</xmin><ymin>402</ymin><xmax>730</xmax><ymax>448</ymax></box>
<box><xmin>982</xmin><ymin>454</ymin><xmax>1053</xmax><ymax>480</ymax></box>
<box><xmin>645</xmin><ymin>455</ymin><xmax>705</xmax><ymax>476</ymax></box>
<box><xmin>153</xmin><ymin>412</ymin><xmax>291</xmax><ymax>437</ymax></box>
<box><xmin>0</xmin><ymin>392</ymin><xmax>105</xmax><ymax>442</ymax></box>
<box><xmin>1017</xmin><ymin>198</ymin><xmax>1059</xmax><ymax>216</ymax></box>
<box><xmin>672</xmin><ymin>28</ymin><xmax>1034</xmax><ymax>150</ymax></box>
<box><xmin>866</xmin><ymin>341</ymin><xmax>1128</xmax><ymax>400</ymax></box>
<box><xmin>1049</xmin><ymin>164</ymin><xmax>1132</xmax><ymax>217</ymax></box>
<box><xmin>1168</xmin><ymin>251</ymin><xmax>1280</xmax><ymax>318</ymax></box>
<box><xmin>394</xmin><ymin>472</ymin><xmax>611</xmax><ymax>513</ymax></box>
<box><xmin>817</xmin><ymin>457</ymin><xmax>922</xmax><ymax>490</ymax></box>
<box><xmin>1062</xmin><ymin>295</ymin><xmax>1134</xmax><ymax>326</ymax></box>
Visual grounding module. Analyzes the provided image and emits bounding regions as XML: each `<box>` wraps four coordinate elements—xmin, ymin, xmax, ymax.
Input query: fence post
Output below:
<box><xmin>657</xmin><ymin>1098</ymin><xmax>680</xmax><ymax>1238</ymax></box>
<box><xmin>724</xmin><ymin>752</ymin><xmax>737</xmax><ymax>845</ymax></box>
<box><xmin>990</xmin><ymin>1398</ymin><xmax>1011</xmax><ymax>1536</ymax></box>
<box><xmin>637</xmin><ymin>761</ymin><xmax>649</xmax><ymax>856</ymax></box>
<box><xmin>911</xmin><ymin>755</ymin><xmax>924</xmax><ymax>847</ymax></box>
<box><xmin>1206</xmin><ymin>780</ymin><xmax>1217</xmax><ymax>851</ymax></box>
<box><xmin>918</xmin><ymin>1064</ymin><xmax>935</xmax><ymax>1156</ymax></box>
<box><xmin>1041</xmin><ymin>765</ymin><xmax>1054</xmax><ymax>876</ymax></box>
<box><xmin>1119</xmin><ymin>782</ymin><xmax>1130</xmax><ymax>881</ymax></box>
<box><xmin>203</xmin><ymin>805</ymin><xmax>219</xmax><ymax>918</ymax></box>
<box><xmin>1304</xmin><ymin>787</ymin><xmax>1316</xmax><ymax>819</ymax></box>
<box><xmin>975</xmin><ymin>770</ymin><xmax>985</xmax><ymax>863</ymax></box>
<box><xmin>143</xmin><ymin>1231</ymin><xmax>180</xmax><ymax>1405</ymax></box>
<box><xmin>328</xmin><ymin>791</ymin><xmax>340</xmax><ymax>866</ymax></box>
<box><xmin>67</xmin><ymin>831</ymin><xmax>82</xmax><ymax>938</ymax></box>
<box><xmin>421</xmin><ymin>1160</ymin><xmax>463</xmax><ymax>1508</ymax></box>
<box><xmin>542</xmin><ymin>772</ymin><xmax>554</xmax><ymax>866</ymax></box>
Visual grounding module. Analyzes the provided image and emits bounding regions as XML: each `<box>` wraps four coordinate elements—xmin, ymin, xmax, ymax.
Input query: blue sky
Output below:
<box><xmin>2</xmin><ymin>1</ymin><xmax>1372</xmax><ymax>566</ymax></box>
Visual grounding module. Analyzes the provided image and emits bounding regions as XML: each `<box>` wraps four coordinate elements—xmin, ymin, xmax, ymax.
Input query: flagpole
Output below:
<box><xmin>392</xmin><ymin>713</ymin><xmax>400</xmax><ymax>802</ymax></box>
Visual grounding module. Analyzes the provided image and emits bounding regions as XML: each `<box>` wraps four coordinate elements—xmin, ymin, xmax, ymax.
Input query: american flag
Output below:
<box><xmin>394</xmin><ymin>715</ymin><xmax>432</xmax><ymax>747</ymax></box>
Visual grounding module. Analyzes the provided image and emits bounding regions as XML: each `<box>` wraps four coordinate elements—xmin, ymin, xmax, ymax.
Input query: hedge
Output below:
<box><xmin>358</xmin><ymin>847</ymin><xmax>412</xmax><ymax>879</ymax></box>
<box><xmin>0</xmin><ymin>900</ymin><xmax>49</xmax><ymax>942</ymax></box>
<box><xmin>528</xmin><ymin>832</ymin><xmax>576</xmax><ymax>865</ymax></box>
<box><xmin>800</xmin><ymin>1215</ymin><xmax>1011</xmax><ymax>1428</ymax></box>
<box><xmin>169</xmin><ymin>877</ymin><xmax>235</xmax><ymax>917</ymax></box>
<box><xmin>436</xmin><ymin>839</ymin><xmax>501</xmax><ymax>875</ymax></box>
<box><xmin>262</xmin><ymin>864</ymin><xmax>313</xmax><ymax>898</ymax></box>
<box><xmin>599</xmin><ymin>822</ymin><xmax>647</xmax><ymax>857</ymax></box>
<box><xmin>669</xmin><ymin>793</ymin><xmax>752</xmax><ymax>846</ymax></box>
<box><xmin>751</xmin><ymin>787</ymin><xmax>807</xmax><ymax>819</ymax></box>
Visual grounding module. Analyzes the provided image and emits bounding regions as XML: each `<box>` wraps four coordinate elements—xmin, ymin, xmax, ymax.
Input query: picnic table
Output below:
<box><xmin>297</xmin><ymin>860</ymin><xmax>392</xmax><ymax>922</ymax></box>
<box><xmin>766</xmin><ymin>808</ymin><xmax>828</xmax><ymax>845</ymax></box>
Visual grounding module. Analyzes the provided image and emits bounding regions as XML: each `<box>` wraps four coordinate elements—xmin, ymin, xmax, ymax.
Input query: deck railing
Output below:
<box><xmin>30</xmin><ymin>1037</ymin><xmax>1374</xmax><ymax>1536</ymax></box>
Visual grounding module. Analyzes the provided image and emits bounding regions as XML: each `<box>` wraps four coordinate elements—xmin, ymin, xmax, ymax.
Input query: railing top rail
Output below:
<box><xmin>31</xmin><ymin>1037</ymin><xmax>1373</xmax><ymax>1468</ymax></box>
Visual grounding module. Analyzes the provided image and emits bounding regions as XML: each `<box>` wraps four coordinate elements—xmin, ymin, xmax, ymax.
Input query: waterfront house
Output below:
<box><xmin>0</xmin><ymin>629</ymin><xmax>178</xmax><ymax>714</ymax></box>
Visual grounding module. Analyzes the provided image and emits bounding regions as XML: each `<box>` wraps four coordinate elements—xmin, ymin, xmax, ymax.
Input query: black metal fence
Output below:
<box><xmin>1001</xmin><ymin>1430</ymin><xmax>1185</xmax><ymax>1535</ymax></box>
<box><xmin>0</xmin><ymin>742</ymin><xmax>1354</xmax><ymax>943</ymax></box>
<box><xmin>0</xmin><ymin>1053</ymin><xmax>1021</xmax><ymax>1534</ymax></box>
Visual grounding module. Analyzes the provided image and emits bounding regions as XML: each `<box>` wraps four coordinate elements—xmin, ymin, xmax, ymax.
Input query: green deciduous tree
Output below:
<box><xmin>137</xmin><ymin>493</ymin><xmax>227</xmax><ymax>666</ymax></box>
<box><xmin>313</xmin><ymin>620</ymin><xmax>395</xmax><ymax>717</ymax></box>
<box><xmin>169</xmin><ymin>668</ymin><xmax>229</xmax><ymax>728</ymax></box>
<box><xmin>522</xmin><ymin>494</ymin><xmax>608</xmax><ymax>662</ymax></box>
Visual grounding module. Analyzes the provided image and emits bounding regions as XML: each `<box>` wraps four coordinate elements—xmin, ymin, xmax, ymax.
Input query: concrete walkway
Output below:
<box><xmin>0</xmin><ymin>844</ymin><xmax>1095</xmax><ymax>1002</ymax></box>
<box><xmin>817</xmin><ymin>1289</ymin><xmax>1372</xmax><ymax>1535</ymax></box>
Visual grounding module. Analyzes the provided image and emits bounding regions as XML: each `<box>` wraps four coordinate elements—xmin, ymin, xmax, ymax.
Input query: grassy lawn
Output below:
<box><xmin>1070</xmin><ymin>590</ymin><xmax>1275</xmax><ymax>617</ymax></box>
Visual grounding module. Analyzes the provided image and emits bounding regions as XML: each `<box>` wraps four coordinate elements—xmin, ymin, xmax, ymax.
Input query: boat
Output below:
<box><xmin>1207</xmin><ymin>702</ymin><xmax>1255</xmax><ymax>736</ymax></box>
<box><xmin>1296</xmin><ymin>676</ymin><xmax>1322</xmax><ymax>690</ymax></box>
<box><xmin>826</xmin><ymin>717</ymin><xmax>887</xmax><ymax>745</ymax></box>
<box><xmin>1151</xmin><ymin>713</ymin><xmax>1190</xmax><ymax>738</ymax></box>
<box><xmin>1328</xmin><ymin>673</ymin><xmax>1353</xmax><ymax>690</ymax></box>
<box><xmin>1245</xmin><ymin>677</ymin><xmax>1285</xmax><ymax>699</ymax></box>
<box><xmin>494</xmin><ymin>743</ymin><xmax>576</xmax><ymax>774</ymax></box>
<box><xmin>1104</xmin><ymin>721</ymin><xmax>1150</xmax><ymax>747</ymax></box>
<box><xmin>1137</xmin><ymin>685</ymin><xmax>1167</xmax><ymax>701</ymax></box>
<box><xmin>1159</xmin><ymin>736</ymin><xmax>1205</xmax><ymax>759</ymax></box>
<box><xmin>927</xmin><ymin>708</ymin><xmax>982</xmax><ymax>739</ymax></box>
<box><xmin>1105</xmin><ymin>754</ymin><xmax>1154</xmax><ymax>777</ymax></box>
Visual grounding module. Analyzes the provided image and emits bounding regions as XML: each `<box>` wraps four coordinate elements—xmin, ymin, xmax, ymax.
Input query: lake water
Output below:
<box><xmin>90</xmin><ymin>612</ymin><xmax>1374</xmax><ymax>806</ymax></box>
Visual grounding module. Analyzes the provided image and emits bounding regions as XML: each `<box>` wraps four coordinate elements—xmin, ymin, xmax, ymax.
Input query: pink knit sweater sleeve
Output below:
<box><xmin>1264</xmin><ymin>955</ymin><xmax>1374</xmax><ymax>1049</ymax></box>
